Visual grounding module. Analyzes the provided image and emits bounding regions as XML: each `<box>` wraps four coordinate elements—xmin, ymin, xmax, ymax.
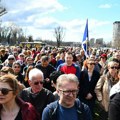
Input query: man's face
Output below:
<box><xmin>114</xmin><ymin>52</ymin><xmax>120</xmax><ymax>60</ymax></box>
<box><xmin>41</xmin><ymin>60</ymin><xmax>49</xmax><ymax>67</ymax></box>
<box><xmin>29</xmin><ymin>75</ymin><xmax>44</xmax><ymax>93</ymax></box>
<box><xmin>65</xmin><ymin>54</ymin><xmax>73</xmax><ymax>66</ymax></box>
<box><xmin>57</xmin><ymin>81</ymin><xmax>78</xmax><ymax>108</ymax></box>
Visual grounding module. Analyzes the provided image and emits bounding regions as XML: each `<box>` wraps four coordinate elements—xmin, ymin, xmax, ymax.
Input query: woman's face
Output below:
<box><xmin>13</xmin><ymin>64</ymin><xmax>21</xmax><ymax>74</ymax></box>
<box><xmin>0</xmin><ymin>82</ymin><xmax>16</xmax><ymax>105</ymax></box>
<box><xmin>87</xmin><ymin>60</ymin><xmax>95</xmax><ymax>70</ymax></box>
<box><xmin>108</xmin><ymin>63</ymin><xmax>119</xmax><ymax>77</ymax></box>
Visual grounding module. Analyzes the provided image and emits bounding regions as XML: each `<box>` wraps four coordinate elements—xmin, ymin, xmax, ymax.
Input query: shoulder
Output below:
<box><xmin>21</xmin><ymin>87</ymin><xmax>31</xmax><ymax>92</ymax></box>
<box><xmin>42</xmin><ymin>88</ymin><xmax>53</xmax><ymax>94</ymax></box>
<box><xmin>41</xmin><ymin>88</ymin><xmax>55</xmax><ymax>99</ymax></box>
<box><xmin>22</xmin><ymin>102</ymin><xmax>40</xmax><ymax>119</ymax></box>
<box><xmin>110</xmin><ymin>81</ymin><xmax>120</xmax><ymax>97</ymax></box>
<box><xmin>19</xmin><ymin>87</ymin><xmax>31</xmax><ymax>97</ymax></box>
<box><xmin>42</xmin><ymin>101</ymin><xmax>58</xmax><ymax>119</ymax></box>
<box><xmin>75</xmin><ymin>99</ymin><xmax>92</xmax><ymax>119</ymax></box>
<box><xmin>110</xmin><ymin>92</ymin><xmax>120</xmax><ymax>103</ymax></box>
<box><xmin>75</xmin><ymin>99</ymin><xmax>89</xmax><ymax>111</ymax></box>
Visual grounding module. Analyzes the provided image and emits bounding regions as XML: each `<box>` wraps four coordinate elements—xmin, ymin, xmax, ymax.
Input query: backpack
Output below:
<box><xmin>49</xmin><ymin>99</ymin><xmax>85</xmax><ymax>120</ymax></box>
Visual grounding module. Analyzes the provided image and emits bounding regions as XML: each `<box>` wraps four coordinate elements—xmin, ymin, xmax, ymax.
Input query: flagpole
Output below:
<box><xmin>82</xmin><ymin>19</ymin><xmax>89</xmax><ymax>57</ymax></box>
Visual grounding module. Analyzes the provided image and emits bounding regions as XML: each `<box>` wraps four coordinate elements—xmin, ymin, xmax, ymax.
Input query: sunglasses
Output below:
<box><xmin>88</xmin><ymin>63</ymin><xmax>95</xmax><ymax>65</ymax></box>
<box><xmin>110</xmin><ymin>66</ymin><xmax>118</xmax><ymax>70</ymax></box>
<box><xmin>14</xmin><ymin>66</ymin><xmax>20</xmax><ymax>68</ymax></box>
<box><xmin>20</xmin><ymin>56</ymin><xmax>24</xmax><ymax>57</ymax></box>
<box><xmin>0</xmin><ymin>88</ymin><xmax>14</xmax><ymax>95</ymax></box>
<box><xmin>34</xmin><ymin>81</ymin><xmax>44</xmax><ymax>85</ymax></box>
<box><xmin>8</xmin><ymin>58</ymin><xmax>14</xmax><ymax>60</ymax></box>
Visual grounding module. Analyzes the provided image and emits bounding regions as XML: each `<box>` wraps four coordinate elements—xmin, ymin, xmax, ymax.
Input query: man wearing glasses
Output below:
<box><xmin>42</xmin><ymin>74</ymin><xmax>92</xmax><ymax>120</ymax></box>
<box><xmin>19</xmin><ymin>68</ymin><xmax>55</xmax><ymax>119</ymax></box>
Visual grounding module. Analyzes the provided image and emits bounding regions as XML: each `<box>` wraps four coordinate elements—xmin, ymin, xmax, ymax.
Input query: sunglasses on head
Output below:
<box><xmin>8</xmin><ymin>58</ymin><xmax>14</xmax><ymax>60</ymax></box>
<box><xmin>0</xmin><ymin>88</ymin><xmax>14</xmax><ymax>95</ymax></box>
<box><xmin>34</xmin><ymin>81</ymin><xmax>44</xmax><ymax>85</ymax></box>
<box><xmin>110</xmin><ymin>66</ymin><xmax>118</xmax><ymax>70</ymax></box>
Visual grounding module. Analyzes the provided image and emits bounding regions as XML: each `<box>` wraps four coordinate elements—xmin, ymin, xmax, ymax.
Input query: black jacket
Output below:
<box><xmin>79</xmin><ymin>70</ymin><xmax>100</xmax><ymax>100</ymax></box>
<box><xmin>19</xmin><ymin>87</ymin><xmax>55</xmax><ymax>118</ymax></box>
<box><xmin>109</xmin><ymin>92</ymin><xmax>120</xmax><ymax>120</ymax></box>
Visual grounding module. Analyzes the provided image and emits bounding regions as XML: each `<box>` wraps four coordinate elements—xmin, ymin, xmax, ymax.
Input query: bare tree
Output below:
<box><xmin>54</xmin><ymin>26</ymin><xmax>65</xmax><ymax>47</ymax></box>
<box><xmin>0</xmin><ymin>22</ymin><xmax>27</xmax><ymax>45</ymax></box>
<box><xmin>28</xmin><ymin>35</ymin><xmax>33</xmax><ymax>42</ymax></box>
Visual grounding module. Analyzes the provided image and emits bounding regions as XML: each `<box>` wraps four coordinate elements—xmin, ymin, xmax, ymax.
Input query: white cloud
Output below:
<box><xmin>99</xmin><ymin>4</ymin><xmax>111</xmax><ymax>8</ymax></box>
<box><xmin>23</xmin><ymin>18</ymin><xmax>111</xmax><ymax>42</ymax></box>
<box><xmin>0</xmin><ymin>1</ymin><xmax>112</xmax><ymax>43</ymax></box>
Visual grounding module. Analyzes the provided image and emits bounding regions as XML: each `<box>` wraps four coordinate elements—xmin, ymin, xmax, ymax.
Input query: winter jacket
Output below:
<box><xmin>0</xmin><ymin>97</ymin><xmax>40</xmax><ymax>120</ymax></box>
<box><xmin>42</xmin><ymin>99</ymin><xmax>92</xmax><ymax>120</ymax></box>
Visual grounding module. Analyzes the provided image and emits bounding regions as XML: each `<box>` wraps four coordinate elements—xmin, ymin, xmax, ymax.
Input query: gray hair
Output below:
<box><xmin>56</xmin><ymin>74</ymin><xmax>79</xmax><ymax>89</ymax></box>
<box><xmin>29</xmin><ymin>68</ymin><xmax>44</xmax><ymax>81</ymax></box>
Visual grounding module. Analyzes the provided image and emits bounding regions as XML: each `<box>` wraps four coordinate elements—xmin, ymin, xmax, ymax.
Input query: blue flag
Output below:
<box><xmin>82</xmin><ymin>19</ymin><xmax>89</xmax><ymax>57</ymax></box>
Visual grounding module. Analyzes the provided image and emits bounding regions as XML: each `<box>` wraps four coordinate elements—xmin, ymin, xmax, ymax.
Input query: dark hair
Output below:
<box><xmin>41</xmin><ymin>56</ymin><xmax>49</xmax><ymax>62</ymax></box>
<box><xmin>12</xmin><ymin>61</ymin><xmax>21</xmax><ymax>68</ymax></box>
<box><xmin>50</xmin><ymin>71</ymin><xmax>64</xmax><ymax>84</ymax></box>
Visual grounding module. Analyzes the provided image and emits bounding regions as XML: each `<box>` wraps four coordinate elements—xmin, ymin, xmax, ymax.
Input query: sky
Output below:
<box><xmin>1</xmin><ymin>0</ymin><xmax>120</xmax><ymax>43</ymax></box>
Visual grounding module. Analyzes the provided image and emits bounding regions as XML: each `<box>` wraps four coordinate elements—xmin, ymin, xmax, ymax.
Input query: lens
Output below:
<box><xmin>1</xmin><ymin>88</ymin><xmax>9</xmax><ymax>95</ymax></box>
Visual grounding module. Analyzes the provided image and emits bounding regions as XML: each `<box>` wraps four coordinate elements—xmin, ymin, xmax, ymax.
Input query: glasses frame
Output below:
<box><xmin>33</xmin><ymin>81</ymin><xmax>44</xmax><ymax>85</ymax></box>
<box><xmin>58</xmin><ymin>89</ymin><xmax>79</xmax><ymax>96</ymax></box>
<box><xmin>8</xmin><ymin>58</ymin><xmax>14</xmax><ymax>60</ymax></box>
<box><xmin>0</xmin><ymin>88</ymin><xmax>14</xmax><ymax>95</ymax></box>
<box><xmin>110</xmin><ymin>66</ymin><xmax>119</xmax><ymax>70</ymax></box>
<box><xmin>88</xmin><ymin>63</ymin><xmax>95</xmax><ymax>65</ymax></box>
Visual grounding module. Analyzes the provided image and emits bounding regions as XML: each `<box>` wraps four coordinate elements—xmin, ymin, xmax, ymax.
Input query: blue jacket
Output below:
<box><xmin>42</xmin><ymin>99</ymin><xmax>92</xmax><ymax>120</ymax></box>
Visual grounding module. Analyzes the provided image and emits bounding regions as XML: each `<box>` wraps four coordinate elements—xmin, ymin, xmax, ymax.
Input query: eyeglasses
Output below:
<box><xmin>0</xmin><ymin>88</ymin><xmax>14</xmax><ymax>95</ymax></box>
<box><xmin>110</xmin><ymin>66</ymin><xmax>119</xmax><ymax>70</ymax></box>
<box><xmin>59</xmin><ymin>89</ymin><xmax>79</xmax><ymax>96</ymax></box>
<box><xmin>88</xmin><ymin>63</ymin><xmax>95</xmax><ymax>65</ymax></box>
<box><xmin>33</xmin><ymin>81</ymin><xmax>44</xmax><ymax>85</ymax></box>
<box><xmin>8</xmin><ymin>58</ymin><xmax>14</xmax><ymax>60</ymax></box>
<box><xmin>20</xmin><ymin>56</ymin><xmax>24</xmax><ymax>57</ymax></box>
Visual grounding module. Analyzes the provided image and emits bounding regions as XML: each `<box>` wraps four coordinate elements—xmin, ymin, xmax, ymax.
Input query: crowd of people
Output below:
<box><xmin>0</xmin><ymin>45</ymin><xmax>120</xmax><ymax>120</ymax></box>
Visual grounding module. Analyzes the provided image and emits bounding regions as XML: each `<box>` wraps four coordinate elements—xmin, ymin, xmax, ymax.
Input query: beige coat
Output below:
<box><xmin>95</xmin><ymin>73</ymin><xmax>118</xmax><ymax>112</ymax></box>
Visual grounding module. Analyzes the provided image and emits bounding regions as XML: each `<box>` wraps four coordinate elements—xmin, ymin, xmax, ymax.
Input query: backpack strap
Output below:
<box><xmin>48</xmin><ymin>101</ymin><xmax>58</xmax><ymax>120</ymax></box>
<box><xmin>75</xmin><ymin>99</ymin><xmax>84</xmax><ymax>120</ymax></box>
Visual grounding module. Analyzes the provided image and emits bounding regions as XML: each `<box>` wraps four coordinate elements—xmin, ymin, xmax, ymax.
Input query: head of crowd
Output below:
<box><xmin>0</xmin><ymin>44</ymin><xmax>120</xmax><ymax>120</ymax></box>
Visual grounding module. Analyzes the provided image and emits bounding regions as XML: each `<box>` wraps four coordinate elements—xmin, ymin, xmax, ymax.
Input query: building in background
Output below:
<box><xmin>95</xmin><ymin>38</ymin><xmax>103</xmax><ymax>47</ymax></box>
<box><xmin>113</xmin><ymin>21</ymin><xmax>120</xmax><ymax>48</ymax></box>
<box><xmin>89</xmin><ymin>38</ymin><xmax>95</xmax><ymax>46</ymax></box>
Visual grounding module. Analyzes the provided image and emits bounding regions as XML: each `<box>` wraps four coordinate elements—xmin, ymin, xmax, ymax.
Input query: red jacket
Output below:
<box><xmin>0</xmin><ymin>97</ymin><xmax>40</xmax><ymax>120</ymax></box>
